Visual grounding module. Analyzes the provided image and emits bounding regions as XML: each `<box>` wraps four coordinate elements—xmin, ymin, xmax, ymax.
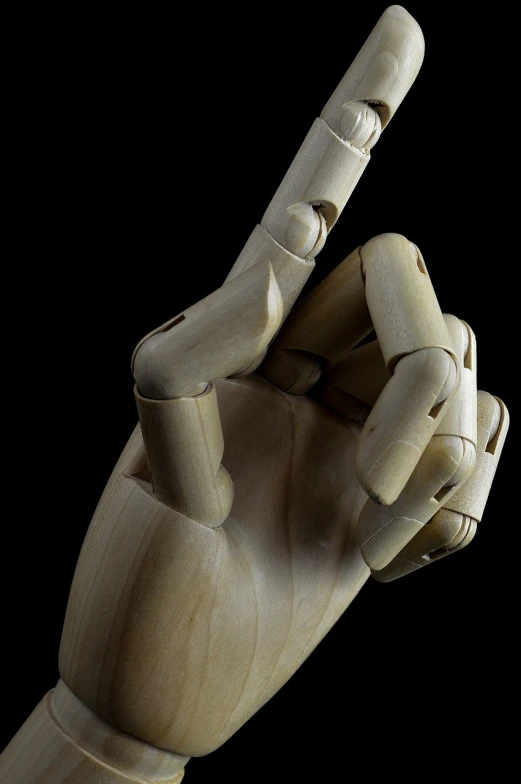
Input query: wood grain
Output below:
<box><xmin>225</xmin><ymin>224</ymin><xmax>315</xmax><ymax>321</ymax></box>
<box><xmin>322</xmin><ymin>5</ymin><xmax>424</xmax><ymax>133</ymax></box>
<box><xmin>226</xmin><ymin>6</ymin><xmax>424</xmax><ymax>325</ymax></box>
<box><xmin>355</xmin><ymin>347</ymin><xmax>457</xmax><ymax>504</ymax></box>
<box><xmin>135</xmin><ymin>383</ymin><xmax>233</xmax><ymax>527</ymax></box>
<box><xmin>132</xmin><ymin>259</ymin><xmax>282</xmax><ymax>400</ymax></box>
<box><xmin>58</xmin><ymin>376</ymin><xmax>369</xmax><ymax>758</ymax></box>
<box><xmin>362</xmin><ymin>233</ymin><xmax>454</xmax><ymax>372</ymax></box>
<box><xmin>444</xmin><ymin>392</ymin><xmax>509</xmax><ymax>522</ymax></box>
<box><xmin>371</xmin><ymin>391</ymin><xmax>509</xmax><ymax>582</ymax></box>
<box><xmin>0</xmin><ymin>687</ymin><xmax>186</xmax><ymax>783</ymax></box>
<box><xmin>261</xmin><ymin>246</ymin><xmax>373</xmax><ymax>393</ymax></box>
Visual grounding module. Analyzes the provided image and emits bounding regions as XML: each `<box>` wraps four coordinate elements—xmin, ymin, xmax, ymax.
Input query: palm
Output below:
<box><xmin>59</xmin><ymin>374</ymin><xmax>368</xmax><ymax>757</ymax></box>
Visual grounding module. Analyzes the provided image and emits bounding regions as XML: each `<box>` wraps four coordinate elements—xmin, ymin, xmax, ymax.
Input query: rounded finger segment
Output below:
<box><xmin>357</xmin><ymin>434</ymin><xmax>474</xmax><ymax>571</ymax></box>
<box><xmin>131</xmin><ymin>261</ymin><xmax>283</xmax><ymax>527</ymax></box>
<box><xmin>356</xmin><ymin>346</ymin><xmax>457</xmax><ymax>505</ymax></box>
<box><xmin>132</xmin><ymin>260</ymin><xmax>282</xmax><ymax>400</ymax></box>
<box><xmin>356</xmin><ymin>235</ymin><xmax>459</xmax><ymax>504</ymax></box>
<box><xmin>435</xmin><ymin>316</ymin><xmax>477</xmax><ymax>452</ymax></box>
<box><xmin>225</xmin><ymin>7</ymin><xmax>424</xmax><ymax>321</ymax></box>
<box><xmin>322</xmin><ymin>5</ymin><xmax>425</xmax><ymax>133</ymax></box>
<box><xmin>357</xmin><ymin>315</ymin><xmax>479</xmax><ymax>567</ymax></box>
<box><xmin>135</xmin><ymin>383</ymin><xmax>234</xmax><ymax>527</ymax></box>
<box><xmin>370</xmin><ymin>509</ymin><xmax>478</xmax><ymax>582</ymax></box>
<box><xmin>442</xmin><ymin>392</ymin><xmax>509</xmax><ymax>524</ymax></box>
<box><xmin>361</xmin><ymin>234</ymin><xmax>455</xmax><ymax>372</ymax></box>
<box><xmin>372</xmin><ymin>392</ymin><xmax>509</xmax><ymax>581</ymax></box>
<box><xmin>261</xmin><ymin>247</ymin><xmax>373</xmax><ymax>393</ymax></box>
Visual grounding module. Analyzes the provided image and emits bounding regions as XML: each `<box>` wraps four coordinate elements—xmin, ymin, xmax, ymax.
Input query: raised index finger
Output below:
<box><xmin>225</xmin><ymin>6</ymin><xmax>424</xmax><ymax>322</ymax></box>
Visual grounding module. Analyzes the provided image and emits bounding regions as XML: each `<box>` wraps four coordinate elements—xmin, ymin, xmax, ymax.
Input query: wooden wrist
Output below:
<box><xmin>0</xmin><ymin>679</ymin><xmax>188</xmax><ymax>783</ymax></box>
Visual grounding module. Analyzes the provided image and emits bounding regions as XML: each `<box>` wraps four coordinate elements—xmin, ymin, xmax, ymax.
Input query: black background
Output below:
<box><xmin>3</xmin><ymin>2</ymin><xmax>517</xmax><ymax>779</ymax></box>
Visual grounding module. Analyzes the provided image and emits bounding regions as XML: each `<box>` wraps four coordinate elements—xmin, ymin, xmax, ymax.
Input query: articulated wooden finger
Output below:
<box><xmin>225</xmin><ymin>225</ymin><xmax>314</xmax><ymax>323</ymax></box>
<box><xmin>372</xmin><ymin>392</ymin><xmax>509</xmax><ymax>582</ymax></box>
<box><xmin>436</xmin><ymin>316</ymin><xmax>477</xmax><ymax>450</ymax></box>
<box><xmin>132</xmin><ymin>262</ymin><xmax>281</xmax><ymax>525</ymax></box>
<box><xmin>225</xmin><ymin>8</ymin><xmax>424</xmax><ymax>318</ymax></box>
<box><xmin>135</xmin><ymin>383</ymin><xmax>233</xmax><ymax>527</ymax></box>
<box><xmin>354</xmin><ymin>237</ymin><xmax>462</xmax><ymax>503</ymax></box>
<box><xmin>262</xmin><ymin>6</ymin><xmax>424</xmax><ymax>260</ymax></box>
<box><xmin>320</xmin><ymin>339</ymin><xmax>390</xmax><ymax>420</ymax></box>
<box><xmin>443</xmin><ymin>392</ymin><xmax>509</xmax><ymax>522</ymax></box>
<box><xmin>321</xmin><ymin>318</ymin><xmax>475</xmax><ymax>430</ymax></box>
<box><xmin>361</xmin><ymin>234</ymin><xmax>455</xmax><ymax>371</ymax></box>
<box><xmin>371</xmin><ymin>510</ymin><xmax>477</xmax><ymax>582</ymax></box>
<box><xmin>132</xmin><ymin>260</ymin><xmax>282</xmax><ymax>400</ymax></box>
<box><xmin>358</xmin><ymin>316</ymin><xmax>480</xmax><ymax>567</ymax></box>
<box><xmin>357</xmin><ymin>434</ymin><xmax>474</xmax><ymax>571</ymax></box>
<box><xmin>261</xmin><ymin>248</ymin><xmax>372</xmax><ymax>393</ymax></box>
<box><xmin>260</xmin><ymin>116</ymin><xmax>375</xmax><ymax>260</ymax></box>
<box><xmin>356</xmin><ymin>347</ymin><xmax>458</xmax><ymax>505</ymax></box>
<box><xmin>322</xmin><ymin>5</ymin><xmax>424</xmax><ymax>133</ymax></box>
<box><xmin>263</xmin><ymin>229</ymin><xmax>455</xmax><ymax>398</ymax></box>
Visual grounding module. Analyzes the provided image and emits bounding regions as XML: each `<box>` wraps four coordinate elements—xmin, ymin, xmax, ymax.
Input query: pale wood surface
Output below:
<box><xmin>135</xmin><ymin>383</ymin><xmax>233</xmax><ymax>527</ymax></box>
<box><xmin>59</xmin><ymin>376</ymin><xmax>369</xmax><ymax>758</ymax></box>
<box><xmin>132</xmin><ymin>260</ymin><xmax>282</xmax><ymax>400</ymax></box>
<box><xmin>321</xmin><ymin>339</ymin><xmax>391</xmax><ymax>415</ymax></box>
<box><xmin>372</xmin><ymin>391</ymin><xmax>508</xmax><ymax>582</ymax></box>
<box><xmin>0</xmin><ymin>688</ymin><xmax>186</xmax><ymax>784</ymax></box>
<box><xmin>1</xmin><ymin>7</ymin><xmax>510</xmax><ymax>781</ymax></box>
<box><xmin>226</xmin><ymin>6</ymin><xmax>424</xmax><ymax>326</ymax></box>
<box><xmin>225</xmin><ymin>224</ymin><xmax>315</xmax><ymax>320</ymax></box>
<box><xmin>263</xmin><ymin>233</ymin><xmax>464</xmax><ymax>509</ymax></box>
<box><xmin>355</xmin><ymin>347</ymin><xmax>457</xmax><ymax>505</ymax></box>
<box><xmin>362</xmin><ymin>234</ymin><xmax>454</xmax><ymax>371</ymax></box>
<box><xmin>435</xmin><ymin>316</ymin><xmax>477</xmax><ymax>448</ymax></box>
<box><xmin>371</xmin><ymin>505</ymin><xmax>478</xmax><ymax>583</ymax></box>
<box><xmin>321</xmin><ymin>5</ymin><xmax>424</xmax><ymax>133</ymax></box>
<box><xmin>444</xmin><ymin>392</ymin><xmax>509</xmax><ymax>522</ymax></box>
<box><xmin>358</xmin><ymin>433</ymin><xmax>472</xmax><ymax>571</ymax></box>
<box><xmin>261</xmin><ymin>118</ymin><xmax>370</xmax><ymax>257</ymax></box>
<box><xmin>356</xmin><ymin>315</ymin><xmax>480</xmax><ymax>571</ymax></box>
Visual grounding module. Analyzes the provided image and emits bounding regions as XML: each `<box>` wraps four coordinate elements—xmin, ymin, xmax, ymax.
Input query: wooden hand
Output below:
<box><xmin>0</xmin><ymin>7</ymin><xmax>509</xmax><ymax>783</ymax></box>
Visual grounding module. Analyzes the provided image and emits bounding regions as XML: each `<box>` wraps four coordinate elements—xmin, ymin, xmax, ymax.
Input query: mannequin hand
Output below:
<box><xmin>57</xmin><ymin>5</ymin><xmax>508</xmax><ymax>768</ymax></box>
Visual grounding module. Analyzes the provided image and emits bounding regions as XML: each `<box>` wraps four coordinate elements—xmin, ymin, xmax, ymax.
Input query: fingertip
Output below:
<box><xmin>358</xmin><ymin>511</ymin><xmax>423</xmax><ymax>570</ymax></box>
<box><xmin>356</xmin><ymin>438</ymin><xmax>422</xmax><ymax>506</ymax></box>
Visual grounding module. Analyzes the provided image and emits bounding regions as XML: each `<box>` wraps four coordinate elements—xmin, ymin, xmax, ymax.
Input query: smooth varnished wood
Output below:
<box><xmin>362</xmin><ymin>234</ymin><xmax>454</xmax><ymax>371</ymax></box>
<box><xmin>135</xmin><ymin>383</ymin><xmax>234</xmax><ymax>526</ymax></box>
<box><xmin>443</xmin><ymin>392</ymin><xmax>509</xmax><ymax>523</ymax></box>
<box><xmin>225</xmin><ymin>224</ymin><xmax>315</xmax><ymax>320</ymax></box>
<box><xmin>435</xmin><ymin>316</ymin><xmax>477</xmax><ymax>449</ymax></box>
<box><xmin>261</xmin><ymin>118</ymin><xmax>373</xmax><ymax>258</ymax></box>
<box><xmin>1</xmin><ymin>8</ymin><xmax>509</xmax><ymax>782</ymax></box>
<box><xmin>320</xmin><ymin>340</ymin><xmax>391</xmax><ymax>421</ymax></box>
<box><xmin>261</xmin><ymin>247</ymin><xmax>372</xmax><ymax>393</ymax></box>
<box><xmin>0</xmin><ymin>685</ymin><xmax>186</xmax><ymax>784</ymax></box>
<box><xmin>322</xmin><ymin>5</ymin><xmax>424</xmax><ymax>133</ymax></box>
<box><xmin>372</xmin><ymin>392</ymin><xmax>509</xmax><ymax>582</ymax></box>
<box><xmin>132</xmin><ymin>261</ymin><xmax>283</xmax><ymax>525</ymax></box>
<box><xmin>226</xmin><ymin>6</ymin><xmax>424</xmax><ymax>324</ymax></box>
<box><xmin>59</xmin><ymin>376</ymin><xmax>369</xmax><ymax>758</ymax></box>
<box><xmin>355</xmin><ymin>347</ymin><xmax>457</xmax><ymax>505</ymax></box>
<box><xmin>357</xmin><ymin>316</ymin><xmax>479</xmax><ymax>571</ymax></box>
<box><xmin>358</xmin><ymin>433</ymin><xmax>471</xmax><ymax>571</ymax></box>
<box><xmin>132</xmin><ymin>259</ymin><xmax>283</xmax><ymax>400</ymax></box>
